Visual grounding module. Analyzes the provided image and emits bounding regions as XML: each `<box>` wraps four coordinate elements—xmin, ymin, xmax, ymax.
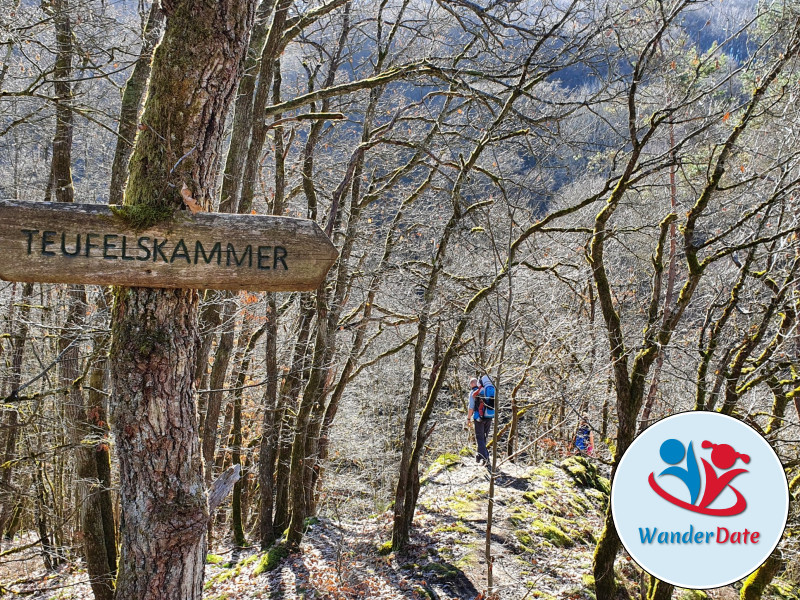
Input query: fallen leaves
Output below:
<box><xmin>181</xmin><ymin>183</ymin><xmax>204</xmax><ymax>214</ymax></box>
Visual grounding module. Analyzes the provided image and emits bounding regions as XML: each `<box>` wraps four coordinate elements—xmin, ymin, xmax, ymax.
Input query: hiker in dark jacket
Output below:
<box><xmin>467</xmin><ymin>377</ymin><xmax>492</xmax><ymax>465</ymax></box>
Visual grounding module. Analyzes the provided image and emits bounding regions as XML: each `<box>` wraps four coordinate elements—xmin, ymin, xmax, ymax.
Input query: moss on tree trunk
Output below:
<box><xmin>740</xmin><ymin>550</ymin><xmax>782</xmax><ymax>600</ymax></box>
<box><xmin>108</xmin><ymin>0</ymin><xmax>258</xmax><ymax>597</ymax></box>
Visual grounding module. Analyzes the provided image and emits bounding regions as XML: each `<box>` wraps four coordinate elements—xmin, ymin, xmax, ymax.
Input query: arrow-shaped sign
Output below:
<box><xmin>0</xmin><ymin>200</ymin><xmax>338</xmax><ymax>291</ymax></box>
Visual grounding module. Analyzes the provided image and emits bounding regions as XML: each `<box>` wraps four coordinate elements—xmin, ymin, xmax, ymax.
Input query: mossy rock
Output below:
<box><xmin>432</xmin><ymin>453</ymin><xmax>462</xmax><ymax>469</ymax></box>
<box><xmin>413</xmin><ymin>585</ymin><xmax>438</xmax><ymax>600</ymax></box>
<box><xmin>523</xmin><ymin>490</ymin><xmax>546</xmax><ymax>502</ymax></box>
<box><xmin>206</xmin><ymin>553</ymin><xmax>225</xmax><ymax>564</ymax></box>
<box><xmin>531</xmin><ymin>464</ymin><xmax>557</xmax><ymax>478</ymax></box>
<box><xmin>535</xmin><ymin>500</ymin><xmax>560</xmax><ymax>515</ymax></box>
<box><xmin>772</xmin><ymin>580</ymin><xmax>800</xmax><ymax>599</ymax></box>
<box><xmin>445</xmin><ymin>492</ymin><xmax>479</xmax><ymax>517</ymax></box>
<box><xmin>560</xmin><ymin>456</ymin><xmax>610</xmax><ymax>495</ymax></box>
<box><xmin>253</xmin><ymin>544</ymin><xmax>289</xmax><ymax>575</ymax></box>
<box><xmin>514</xmin><ymin>530</ymin><xmax>535</xmax><ymax>552</ymax></box>
<box><xmin>433</xmin><ymin>520</ymin><xmax>470</xmax><ymax>534</ymax></box>
<box><xmin>204</xmin><ymin>565</ymin><xmax>241</xmax><ymax>590</ymax></box>
<box><xmin>584</xmin><ymin>487</ymin><xmax>609</xmax><ymax>508</ymax></box>
<box><xmin>532</xmin><ymin>519</ymin><xmax>574</xmax><ymax>548</ymax></box>
<box><xmin>423</xmin><ymin>561</ymin><xmax>459</xmax><ymax>579</ymax></box>
<box><xmin>676</xmin><ymin>591</ymin><xmax>709</xmax><ymax>600</ymax></box>
<box><xmin>508</xmin><ymin>506</ymin><xmax>537</xmax><ymax>527</ymax></box>
<box><xmin>377</xmin><ymin>540</ymin><xmax>394</xmax><ymax>556</ymax></box>
<box><xmin>567</xmin><ymin>492</ymin><xmax>592</xmax><ymax>515</ymax></box>
<box><xmin>423</xmin><ymin>453</ymin><xmax>463</xmax><ymax>483</ymax></box>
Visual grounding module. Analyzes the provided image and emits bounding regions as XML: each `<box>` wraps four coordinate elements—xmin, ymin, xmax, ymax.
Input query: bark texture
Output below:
<box><xmin>60</xmin><ymin>285</ymin><xmax>115</xmax><ymax>600</ymax></box>
<box><xmin>107</xmin><ymin>3</ymin><xmax>164</xmax><ymax>206</ymax></box>
<box><xmin>740</xmin><ymin>550</ymin><xmax>782</xmax><ymax>600</ymax></box>
<box><xmin>108</xmin><ymin>0</ymin><xmax>258</xmax><ymax>597</ymax></box>
<box><xmin>110</xmin><ymin>288</ymin><xmax>206</xmax><ymax>599</ymax></box>
<box><xmin>50</xmin><ymin>0</ymin><xmax>74</xmax><ymax>203</ymax></box>
<box><xmin>0</xmin><ymin>283</ymin><xmax>33</xmax><ymax>544</ymax></box>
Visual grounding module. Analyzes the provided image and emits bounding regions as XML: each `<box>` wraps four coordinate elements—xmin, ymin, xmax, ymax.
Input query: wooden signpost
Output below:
<box><xmin>0</xmin><ymin>200</ymin><xmax>338</xmax><ymax>291</ymax></box>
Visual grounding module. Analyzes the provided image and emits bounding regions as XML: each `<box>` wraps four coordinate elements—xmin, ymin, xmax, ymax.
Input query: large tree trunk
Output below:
<box><xmin>740</xmin><ymin>550</ymin><xmax>783</xmax><ymax>600</ymax></box>
<box><xmin>111</xmin><ymin>289</ymin><xmax>207</xmax><ymax>598</ymax></box>
<box><xmin>646</xmin><ymin>576</ymin><xmax>674</xmax><ymax>600</ymax></box>
<box><xmin>108</xmin><ymin>0</ymin><xmax>258</xmax><ymax>596</ymax></box>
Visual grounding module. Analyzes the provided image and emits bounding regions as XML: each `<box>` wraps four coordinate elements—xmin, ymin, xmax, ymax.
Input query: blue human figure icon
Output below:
<box><xmin>658</xmin><ymin>439</ymin><xmax>701</xmax><ymax>505</ymax></box>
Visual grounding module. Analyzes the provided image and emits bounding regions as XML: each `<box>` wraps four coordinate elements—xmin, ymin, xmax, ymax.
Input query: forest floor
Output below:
<box><xmin>2</xmin><ymin>452</ymin><xmax>797</xmax><ymax>599</ymax></box>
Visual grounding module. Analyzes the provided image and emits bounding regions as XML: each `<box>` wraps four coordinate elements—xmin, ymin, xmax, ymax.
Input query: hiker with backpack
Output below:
<box><xmin>467</xmin><ymin>374</ymin><xmax>496</xmax><ymax>465</ymax></box>
<box><xmin>574</xmin><ymin>415</ymin><xmax>594</xmax><ymax>456</ymax></box>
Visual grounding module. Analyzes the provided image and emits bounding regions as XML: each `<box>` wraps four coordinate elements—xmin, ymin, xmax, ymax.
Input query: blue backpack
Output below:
<box><xmin>477</xmin><ymin>375</ymin><xmax>495</xmax><ymax>419</ymax></box>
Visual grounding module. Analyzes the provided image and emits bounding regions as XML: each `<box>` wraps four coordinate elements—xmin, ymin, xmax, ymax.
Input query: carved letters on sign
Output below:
<box><xmin>20</xmin><ymin>229</ymin><xmax>289</xmax><ymax>270</ymax></box>
<box><xmin>0</xmin><ymin>201</ymin><xmax>338</xmax><ymax>291</ymax></box>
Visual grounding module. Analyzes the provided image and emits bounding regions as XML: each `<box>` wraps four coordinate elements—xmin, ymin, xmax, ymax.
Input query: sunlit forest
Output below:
<box><xmin>0</xmin><ymin>0</ymin><xmax>798</xmax><ymax>597</ymax></box>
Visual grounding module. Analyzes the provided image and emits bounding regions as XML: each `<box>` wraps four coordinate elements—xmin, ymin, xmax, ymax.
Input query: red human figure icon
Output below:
<box><xmin>698</xmin><ymin>441</ymin><xmax>750</xmax><ymax>511</ymax></box>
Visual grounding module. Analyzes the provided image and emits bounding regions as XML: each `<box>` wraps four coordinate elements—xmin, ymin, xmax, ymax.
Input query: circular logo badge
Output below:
<box><xmin>611</xmin><ymin>411</ymin><xmax>789</xmax><ymax>589</ymax></box>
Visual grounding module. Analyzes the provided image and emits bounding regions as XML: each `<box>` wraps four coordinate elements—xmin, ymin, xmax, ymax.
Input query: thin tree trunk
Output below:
<box><xmin>238</xmin><ymin>0</ymin><xmax>290</xmax><ymax>214</ymax></box>
<box><xmin>486</xmin><ymin>270</ymin><xmax>514</xmax><ymax>595</ymax></box>
<box><xmin>33</xmin><ymin>461</ymin><xmax>57</xmax><ymax>571</ymax></box>
<box><xmin>59</xmin><ymin>285</ymin><xmax>115</xmax><ymax>600</ymax></box>
<box><xmin>286</xmin><ymin>286</ymin><xmax>328</xmax><ymax>547</ymax></box>
<box><xmin>259</xmin><ymin>293</ymin><xmax>280</xmax><ymax>549</ymax></box>
<box><xmin>51</xmin><ymin>0</ymin><xmax>73</xmax><ymax>204</ymax></box>
<box><xmin>53</xmin><ymin>16</ymin><xmax>116</xmax><ymax>582</ymax></box>
<box><xmin>218</xmin><ymin>0</ymin><xmax>277</xmax><ymax>213</ymax></box>
<box><xmin>227</xmin><ymin>321</ymin><xmax>265</xmax><ymax>547</ymax></box>
<box><xmin>86</xmin><ymin>293</ymin><xmax>117</xmax><ymax>580</ymax></box>
<box><xmin>195</xmin><ymin>290</ymin><xmax>225</xmax><ymax>432</ymax></box>
<box><xmin>0</xmin><ymin>283</ymin><xmax>33</xmax><ymax>545</ymax></box>
<box><xmin>231</xmin><ymin>381</ymin><xmax>245</xmax><ymax>547</ymax></box>
<box><xmin>639</xmin><ymin>129</ymin><xmax>678</xmax><ymax>432</ymax></box>
<box><xmin>107</xmin><ymin>3</ymin><xmax>163</xmax><ymax>205</ymax></box>
<box><xmin>203</xmin><ymin>299</ymin><xmax>237</xmax><ymax>486</ymax></box>
<box><xmin>507</xmin><ymin>349</ymin><xmax>535</xmax><ymax>457</ymax></box>
<box><xmin>272</xmin><ymin>297</ymin><xmax>313</xmax><ymax>534</ymax></box>
<box><xmin>259</xmin><ymin>63</ymin><xmax>289</xmax><ymax>545</ymax></box>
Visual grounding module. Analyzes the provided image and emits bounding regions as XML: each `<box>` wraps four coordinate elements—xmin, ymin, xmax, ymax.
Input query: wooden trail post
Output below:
<box><xmin>0</xmin><ymin>200</ymin><xmax>338</xmax><ymax>291</ymax></box>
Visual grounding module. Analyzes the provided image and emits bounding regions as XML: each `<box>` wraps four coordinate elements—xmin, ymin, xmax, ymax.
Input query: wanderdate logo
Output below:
<box><xmin>648</xmin><ymin>438</ymin><xmax>749</xmax><ymax>516</ymax></box>
<box><xmin>611</xmin><ymin>412</ymin><xmax>789</xmax><ymax>589</ymax></box>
